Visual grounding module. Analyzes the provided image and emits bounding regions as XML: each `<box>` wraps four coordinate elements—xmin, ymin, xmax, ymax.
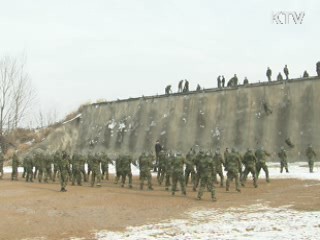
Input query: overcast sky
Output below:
<box><xmin>0</xmin><ymin>0</ymin><xmax>319</xmax><ymax>125</ymax></box>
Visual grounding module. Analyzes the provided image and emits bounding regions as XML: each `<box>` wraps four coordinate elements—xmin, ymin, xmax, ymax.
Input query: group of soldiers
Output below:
<box><xmin>0</xmin><ymin>142</ymin><xmax>317</xmax><ymax>201</ymax></box>
<box><xmin>266</xmin><ymin>65</ymin><xmax>290</xmax><ymax>82</ymax></box>
<box><xmin>165</xmin><ymin>61</ymin><xmax>320</xmax><ymax>95</ymax></box>
<box><xmin>165</xmin><ymin>79</ymin><xmax>190</xmax><ymax>95</ymax></box>
<box><xmin>266</xmin><ymin>62</ymin><xmax>320</xmax><ymax>82</ymax></box>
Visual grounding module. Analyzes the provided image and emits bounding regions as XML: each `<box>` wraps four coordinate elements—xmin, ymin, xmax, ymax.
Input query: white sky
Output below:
<box><xmin>0</xmin><ymin>0</ymin><xmax>319</xmax><ymax>124</ymax></box>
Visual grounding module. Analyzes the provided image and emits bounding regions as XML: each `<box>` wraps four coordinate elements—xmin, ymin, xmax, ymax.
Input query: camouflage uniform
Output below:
<box><xmin>25</xmin><ymin>154</ymin><xmax>34</xmax><ymax>182</ymax></box>
<box><xmin>37</xmin><ymin>152</ymin><xmax>51</xmax><ymax>183</ymax></box>
<box><xmin>56</xmin><ymin>151</ymin><xmax>69</xmax><ymax>192</ymax></box>
<box><xmin>165</xmin><ymin>151</ymin><xmax>174</xmax><ymax>190</ymax></box>
<box><xmin>197</xmin><ymin>151</ymin><xmax>216</xmax><ymax>201</ymax></box>
<box><xmin>114</xmin><ymin>156</ymin><xmax>122</xmax><ymax>184</ymax></box>
<box><xmin>120</xmin><ymin>154</ymin><xmax>134</xmax><ymax>188</ymax></box>
<box><xmin>101</xmin><ymin>152</ymin><xmax>112</xmax><ymax>180</ymax></box>
<box><xmin>0</xmin><ymin>152</ymin><xmax>4</xmax><ymax>180</ymax></box>
<box><xmin>33</xmin><ymin>152</ymin><xmax>42</xmax><ymax>180</ymax></box>
<box><xmin>225</xmin><ymin>149</ymin><xmax>241</xmax><ymax>192</ymax></box>
<box><xmin>224</xmin><ymin>148</ymin><xmax>230</xmax><ymax>164</ymax></box>
<box><xmin>79</xmin><ymin>154</ymin><xmax>87</xmax><ymax>182</ymax></box>
<box><xmin>11</xmin><ymin>153</ymin><xmax>19</xmax><ymax>181</ymax></box>
<box><xmin>171</xmin><ymin>152</ymin><xmax>186</xmax><ymax>196</ymax></box>
<box><xmin>72</xmin><ymin>153</ymin><xmax>83</xmax><ymax>186</ymax></box>
<box><xmin>138</xmin><ymin>152</ymin><xmax>153</xmax><ymax>190</ymax></box>
<box><xmin>213</xmin><ymin>151</ymin><xmax>225</xmax><ymax>187</ymax></box>
<box><xmin>305</xmin><ymin>145</ymin><xmax>316</xmax><ymax>173</ymax></box>
<box><xmin>89</xmin><ymin>152</ymin><xmax>102</xmax><ymax>187</ymax></box>
<box><xmin>241</xmin><ymin>149</ymin><xmax>258</xmax><ymax>188</ymax></box>
<box><xmin>278</xmin><ymin>148</ymin><xmax>289</xmax><ymax>173</ymax></box>
<box><xmin>185</xmin><ymin>149</ymin><xmax>196</xmax><ymax>187</ymax></box>
<box><xmin>255</xmin><ymin>147</ymin><xmax>270</xmax><ymax>182</ymax></box>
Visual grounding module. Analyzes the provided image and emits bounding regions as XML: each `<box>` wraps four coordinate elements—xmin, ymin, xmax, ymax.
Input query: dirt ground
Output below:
<box><xmin>0</xmin><ymin>174</ymin><xmax>319</xmax><ymax>240</ymax></box>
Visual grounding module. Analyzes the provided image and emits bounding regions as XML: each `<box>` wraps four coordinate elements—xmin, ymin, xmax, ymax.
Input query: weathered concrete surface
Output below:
<box><xmin>40</xmin><ymin>77</ymin><xmax>320</xmax><ymax>161</ymax></box>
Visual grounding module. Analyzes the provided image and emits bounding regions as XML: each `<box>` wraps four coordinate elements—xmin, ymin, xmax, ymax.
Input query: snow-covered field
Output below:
<box><xmin>96</xmin><ymin>204</ymin><xmax>320</xmax><ymax>240</ymax></box>
<box><xmin>5</xmin><ymin>162</ymin><xmax>320</xmax><ymax>240</ymax></box>
<box><xmin>95</xmin><ymin>162</ymin><xmax>320</xmax><ymax>240</ymax></box>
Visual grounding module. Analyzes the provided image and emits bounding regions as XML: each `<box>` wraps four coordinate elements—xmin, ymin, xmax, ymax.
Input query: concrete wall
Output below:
<box><xmin>59</xmin><ymin>77</ymin><xmax>317</xmax><ymax>161</ymax></box>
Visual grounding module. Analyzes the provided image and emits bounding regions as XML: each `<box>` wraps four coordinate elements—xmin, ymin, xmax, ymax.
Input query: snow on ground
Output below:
<box><xmin>96</xmin><ymin>204</ymin><xmax>320</xmax><ymax>240</ymax></box>
<box><xmin>97</xmin><ymin>162</ymin><xmax>318</xmax><ymax>240</ymax></box>
<box><xmin>4</xmin><ymin>162</ymin><xmax>320</xmax><ymax>240</ymax></box>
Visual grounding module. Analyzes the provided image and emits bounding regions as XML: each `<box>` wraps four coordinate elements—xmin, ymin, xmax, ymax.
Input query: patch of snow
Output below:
<box><xmin>96</xmin><ymin>204</ymin><xmax>320</xmax><ymax>240</ymax></box>
<box><xmin>118</xmin><ymin>123</ymin><xmax>126</xmax><ymax>130</ymax></box>
<box><xmin>62</xmin><ymin>114</ymin><xmax>82</xmax><ymax>125</ymax></box>
<box><xmin>108</xmin><ymin>120</ymin><xmax>116</xmax><ymax>129</ymax></box>
<box><xmin>150</xmin><ymin>121</ymin><xmax>156</xmax><ymax>127</ymax></box>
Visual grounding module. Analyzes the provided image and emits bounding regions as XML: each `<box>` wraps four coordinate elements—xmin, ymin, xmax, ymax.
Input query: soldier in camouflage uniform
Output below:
<box><xmin>56</xmin><ymin>150</ymin><xmax>70</xmax><ymax>192</ymax></box>
<box><xmin>33</xmin><ymin>151</ymin><xmax>42</xmax><ymax>180</ymax></box>
<box><xmin>165</xmin><ymin>150</ymin><xmax>174</xmax><ymax>190</ymax></box>
<box><xmin>255</xmin><ymin>146</ymin><xmax>271</xmax><ymax>183</ymax></box>
<box><xmin>25</xmin><ymin>154</ymin><xmax>34</xmax><ymax>182</ymax></box>
<box><xmin>305</xmin><ymin>144</ymin><xmax>317</xmax><ymax>173</ymax></box>
<box><xmin>72</xmin><ymin>153</ymin><xmax>83</xmax><ymax>186</ymax></box>
<box><xmin>171</xmin><ymin>152</ymin><xmax>187</xmax><ymax>196</ymax></box>
<box><xmin>11</xmin><ymin>152</ymin><xmax>19</xmax><ymax>181</ymax></box>
<box><xmin>241</xmin><ymin>148</ymin><xmax>258</xmax><ymax>188</ymax></box>
<box><xmin>120</xmin><ymin>154</ymin><xmax>135</xmax><ymax>188</ymax></box>
<box><xmin>278</xmin><ymin>146</ymin><xmax>289</xmax><ymax>173</ymax></box>
<box><xmin>185</xmin><ymin>148</ymin><xmax>196</xmax><ymax>187</ymax></box>
<box><xmin>89</xmin><ymin>152</ymin><xmax>102</xmax><ymax>187</ymax></box>
<box><xmin>225</xmin><ymin>148</ymin><xmax>241</xmax><ymax>192</ymax></box>
<box><xmin>197</xmin><ymin>150</ymin><xmax>216</xmax><ymax>201</ymax></box>
<box><xmin>114</xmin><ymin>155</ymin><xmax>122</xmax><ymax>184</ymax></box>
<box><xmin>79</xmin><ymin>153</ymin><xmax>87</xmax><ymax>182</ymax></box>
<box><xmin>43</xmin><ymin>153</ymin><xmax>53</xmax><ymax>183</ymax></box>
<box><xmin>101</xmin><ymin>151</ymin><xmax>113</xmax><ymax>180</ymax></box>
<box><xmin>37</xmin><ymin>151</ymin><xmax>49</xmax><ymax>183</ymax></box>
<box><xmin>0</xmin><ymin>151</ymin><xmax>4</xmax><ymax>180</ymax></box>
<box><xmin>213</xmin><ymin>149</ymin><xmax>225</xmax><ymax>187</ymax></box>
<box><xmin>138</xmin><ymin>152</ymin><xmax>153</xmax><ymax>190</ymax></box>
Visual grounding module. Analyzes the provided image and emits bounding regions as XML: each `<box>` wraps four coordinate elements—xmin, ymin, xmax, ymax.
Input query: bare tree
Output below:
<box><xmin>0</xmin><ymin>55</ymin><xmax>35</xmax><ymax>151</ymax></box>
<box><xmin>35</xmin><ymin>108</ymin><xmax>59</xmax><ymax>129</ymax></box>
